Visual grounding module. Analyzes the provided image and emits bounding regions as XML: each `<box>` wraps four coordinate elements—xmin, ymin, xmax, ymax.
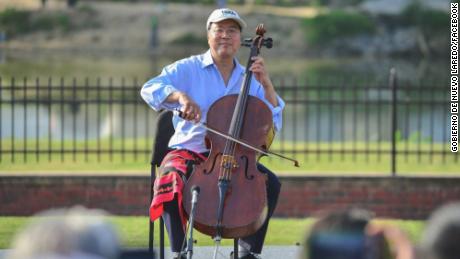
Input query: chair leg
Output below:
<box><xmin>149</xmin><ymin>219</ymin><xmax>154</xmax><ymax>258</ymax></box>
<box><xmin>150</xmin><ymin>165</ymin><xmax>158</xmax><ymax>259</ymax></box>
<box><xmin>160</xmin><ymin>217</ymin><xmax>165</xmax><ymax>259</ymax></box>
<box><xmin>233</xmin><ymin>238</ymin><xmax>238</xmax><ymax>259</ymax></box>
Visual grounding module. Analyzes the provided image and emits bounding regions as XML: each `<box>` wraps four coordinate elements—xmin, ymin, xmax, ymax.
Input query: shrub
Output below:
<box><xmin>170</xmin><ymin>32</ymin><xmax>207</xmax><ymax>46</ymax></box>
<box><xmin>302</xmin><ymin>10</ymin><xmax>376</xmax><ymax>46</ymax></box>
<box><xmin>34</xmin><ymin>13</ymin><xmax>72</xmax><ymax>31</ymax></box>
<box><xmin>0</xmin><ymin>8</ymin><xmax>32</xmax><ymax>36</ymax></box>
<box><xmin>401</xmin><ymin>2</ymin><xmax>448</xmax><ymax>35</ymax></box>
<box><xmin>77</xmin><ymin>4</ymin><xmax>98</xmax><ymax>15</ymax></box>
<box><xmin>0</xmin><ymin>7</ymin><xmax>95</xmax><ymax>38</ymax></box>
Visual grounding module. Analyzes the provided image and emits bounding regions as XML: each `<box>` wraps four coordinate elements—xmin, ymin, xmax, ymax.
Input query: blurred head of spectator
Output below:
<box><xmin>420</xmin><ymin>202</ymin><xmax>460</xmax><ymax>259</ymax></box>
<box><xmin>301</xmin><ymin>207</ymin><xmax>414</xmax><ymax>259</ymax></box>
<box><xmin>7</xmin><ymin>206</ymin><xmax>120</xmax><ymax>259</ymax></box>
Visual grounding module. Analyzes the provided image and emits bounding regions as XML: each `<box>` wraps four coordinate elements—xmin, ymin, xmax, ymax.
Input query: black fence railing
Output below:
<box><xmin>0</xmin><ymin>73</ymin><xmax>457</xmax><ymax>174</ymax></box>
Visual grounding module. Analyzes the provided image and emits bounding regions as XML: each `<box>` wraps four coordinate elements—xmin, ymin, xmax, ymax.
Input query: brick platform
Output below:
<box><xmin>1</xmin><ymin>175</ymin><xmax>459</xmax><ymax>219</ymax></box>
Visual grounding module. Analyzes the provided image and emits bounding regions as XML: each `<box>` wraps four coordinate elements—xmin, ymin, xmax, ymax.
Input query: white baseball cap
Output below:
<box><xmin>206</xmin><ymin>8</ymin><xmax>247</xmax><ymax>31</ymax></box>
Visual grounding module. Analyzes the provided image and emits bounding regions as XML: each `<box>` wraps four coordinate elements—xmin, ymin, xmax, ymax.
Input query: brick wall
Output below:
<box><xmin>276</xmin><ymin>176</ymin><xmax>460</xmax><ymax>219</ymax></box>
<box><xmin>0</xmin><ymin>175</ymin><xmax>150</xmax><ymax>216</ymax></box>
<box><xmin>1</xmin><ymin>175</ymin><xmax>460</xmax><ymax>219</ymax></box>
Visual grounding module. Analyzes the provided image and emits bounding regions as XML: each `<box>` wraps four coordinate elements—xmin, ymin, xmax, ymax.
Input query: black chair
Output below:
<box><xmin>149</xmin><ymin>110</ymin><xmax>174</xmax><ymax>259</ymax></box>
<box><xmin>148</xmin><ymin>110</ymin><xmax>239</xmax><ymax>259</ymax></box>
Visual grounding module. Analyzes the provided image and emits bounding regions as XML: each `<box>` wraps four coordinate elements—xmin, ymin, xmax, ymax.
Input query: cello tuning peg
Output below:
<box><xmin>241</xmin><ymin>38</ymin><xmax>252</xmax><ymax>47</ymax></box>
<box><xmin>263</xmin><ymin>38</ymin><xmax>273</xmax><ymax>49</ymax></box>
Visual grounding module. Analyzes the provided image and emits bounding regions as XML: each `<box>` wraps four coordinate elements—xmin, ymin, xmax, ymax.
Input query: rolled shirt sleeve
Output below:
<box><xmin>253</xmin><ymin>81</ymin><xmax>285</xmax><ymax>133</ymax></box>
<box><xmin>270</xmin><ymin>95</ymin><xmax>285</xmax><ymax>132</ymax></box>
<box><xmin>140</xmin><ymin>65</ymin><xmax>181</xmax><ymax>111</ymax></box>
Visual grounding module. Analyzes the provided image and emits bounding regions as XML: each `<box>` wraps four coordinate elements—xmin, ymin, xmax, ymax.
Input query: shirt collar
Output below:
<box><xmin>201</xmin><ymin>49</ymin><xmax>244</xmax><ymax>74</ymax></box>
<box><xmin>202</xmin><ymin>50</ymin><xmax>214</xmax><ymax>68</ymax></box>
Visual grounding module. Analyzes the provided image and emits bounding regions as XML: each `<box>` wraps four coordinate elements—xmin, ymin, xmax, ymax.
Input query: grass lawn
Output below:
<box><xmin>0</xmin><ymin>217</ymin><xmax>425</xmax><ymax>249</ymax></box>
<box><xmin>0</xmin><ymin>152</ymin><xmax>458</xmax><ymax>176</ymax></box>
<box><xmin>0</xmin><ymin>140</ymin><xmax>458</xmax><ymax>176</ymax></box>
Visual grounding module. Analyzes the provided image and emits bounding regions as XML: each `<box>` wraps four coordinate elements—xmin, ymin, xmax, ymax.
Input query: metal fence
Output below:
<box><xmin>0</xmin><ymin>72</ymin><xmax>457</xmax><ymax>174</ymax></box>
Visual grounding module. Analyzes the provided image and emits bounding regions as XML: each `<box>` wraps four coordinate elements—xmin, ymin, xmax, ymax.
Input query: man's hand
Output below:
<box><xmin>249</xmin><ymin>56</ymin><xmax>278</xmax><ymax>107</ymax></box>
<box><xmin>250</xmin><ymin>56</ymin><xmax>271</xmax><ymax>87</ymax></box>
<box><xmin>167</xmin><ymin>92</ymin><xmax>201</xmax><ymax>123</ymax></box>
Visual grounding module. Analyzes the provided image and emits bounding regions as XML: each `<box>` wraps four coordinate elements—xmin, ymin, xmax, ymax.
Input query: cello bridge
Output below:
<box><xmin>221</xmin><ymin>155</ymin><xmax>238</xmax><ymax>169</ymax></box>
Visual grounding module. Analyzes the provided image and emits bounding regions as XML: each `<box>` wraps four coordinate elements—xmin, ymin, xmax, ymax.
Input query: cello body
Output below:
<box><xmin>183</xmin><ymin>95</ymin><xmax>273</xmax><ymax>238</ymax></box>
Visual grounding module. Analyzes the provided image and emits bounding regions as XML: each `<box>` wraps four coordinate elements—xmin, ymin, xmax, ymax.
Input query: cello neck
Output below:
<box><xmin>223</xmin><ymin>24</ymin><xmax>271</xmax><ymax>156</ymax></box>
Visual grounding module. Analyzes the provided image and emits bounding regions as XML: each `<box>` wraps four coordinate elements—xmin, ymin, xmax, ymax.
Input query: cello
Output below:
<box><xmin>183</xmin><ymin>24</ymin><xmax>282</xmax><ymax>242</ymax></box>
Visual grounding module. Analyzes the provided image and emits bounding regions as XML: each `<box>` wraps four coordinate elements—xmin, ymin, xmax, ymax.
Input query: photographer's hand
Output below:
<box><xmin>367</xmin><ymin>223</ymin><xmax>415</xmax><ymax>259</ymax></box>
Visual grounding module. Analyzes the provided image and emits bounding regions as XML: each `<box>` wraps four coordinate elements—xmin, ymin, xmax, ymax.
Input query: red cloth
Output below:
<box><xmin>149</xmin><ymin>149</ymin><xmax>205</xmax><ymax>227</ymax></box>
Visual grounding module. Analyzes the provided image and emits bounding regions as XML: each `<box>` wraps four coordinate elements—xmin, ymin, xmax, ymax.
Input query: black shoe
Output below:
<box><xmin>239</xmin><ymin>254</ymin><xmax>262</xmax><ymax>259</ymax></box>
<box><xmin>229</xmin><ymin>251</ymin><xmax>262</xmax><ymax>259</ymax></box>
<box><xmin>172</xmin><ymin>252</ymin><xmax>186</xmax><ymax>259</ymax></box>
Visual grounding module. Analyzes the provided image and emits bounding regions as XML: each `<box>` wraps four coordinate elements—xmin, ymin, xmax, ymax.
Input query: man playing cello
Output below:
<box><xmin>141</xmin><ymin>8</ymin><xmax>284</xmax><ymax>259</ymax></box>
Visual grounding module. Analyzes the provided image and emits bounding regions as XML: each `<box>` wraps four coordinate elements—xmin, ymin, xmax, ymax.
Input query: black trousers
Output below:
<box><xmin>162</xmin><ymin>163</ymin><xmax>281</xmax><ymax>254</ymax></box>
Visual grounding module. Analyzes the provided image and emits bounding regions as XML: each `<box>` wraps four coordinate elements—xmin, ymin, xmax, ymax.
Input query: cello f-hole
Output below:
<box><xmin>240</xmin><ymin>155</ymin><xmax>253</xmax><ymax>180</ymax></box>
<box><xmin>203</xmin><ymin>152</ymin><xmax>222</xmax><ymax>175</ymax></box>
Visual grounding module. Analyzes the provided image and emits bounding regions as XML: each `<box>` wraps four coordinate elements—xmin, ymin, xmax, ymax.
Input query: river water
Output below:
<box><xmin>0</xmin><ymin>49</ymin><xmax>450</xmax><ymax>142</ymax></box>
